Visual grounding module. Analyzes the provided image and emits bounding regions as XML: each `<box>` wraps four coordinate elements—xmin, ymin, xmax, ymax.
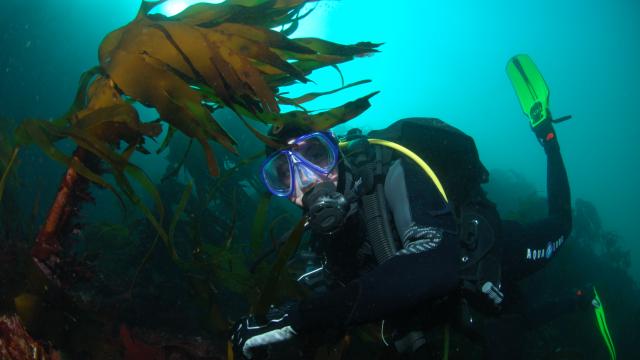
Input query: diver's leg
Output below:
<box><xmin>478</xmin><ymin>314</ymin><xmax>526</xmax><ymax>360</ymax></box>
<box><xmin>522</xmin><ymin>289</ymin><xmax>593</xmax><ymax>329</ymax></box>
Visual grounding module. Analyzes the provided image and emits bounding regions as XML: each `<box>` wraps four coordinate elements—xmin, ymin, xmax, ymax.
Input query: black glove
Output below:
<box><xmin>533</xmin><ymin>117</ymin><xmax>557</xmax><ymax>144</ymax></box>
<box><xmin>532</xmin><ymin>118</ymin><xmax>565</xmax><ymax>159</ymax></box>
<box><xmin>230</xmin><ymin>305</ymin><xmax>299</xmax><ymax>359</ymax></box>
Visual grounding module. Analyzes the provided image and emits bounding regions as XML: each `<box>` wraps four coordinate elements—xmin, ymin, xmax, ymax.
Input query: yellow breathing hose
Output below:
<box><xmin>339</xmin><ymin>139</ymin><xmax>449</xmax><ymax>203</ymax></box>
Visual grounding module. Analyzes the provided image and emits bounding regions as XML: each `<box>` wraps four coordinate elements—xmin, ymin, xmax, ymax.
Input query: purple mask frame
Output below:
<box><xmin>260</xmin><ymin>132</ymin><xmax>338</xmax><ymax>197</ymax></box>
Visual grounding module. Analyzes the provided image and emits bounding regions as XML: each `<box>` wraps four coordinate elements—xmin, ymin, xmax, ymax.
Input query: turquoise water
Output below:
<box><xmin>2</xmin><ymin>0</ymin><xmax>636</xmax><ymax>278</ymax></box>
<box><xmin>298</xmin><ymin>0</ymin><xmax>640</xmax><ymax>281</ymax></box>
<box><xmin>1</xmin><ymin>1</ymin><xmax>638</xmax><ymax>358</ymax></box>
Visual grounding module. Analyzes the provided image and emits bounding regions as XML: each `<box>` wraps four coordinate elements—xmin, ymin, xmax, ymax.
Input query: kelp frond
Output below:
<box><xmin>0</xmin><ymin>147</ymin><xmax>19</xmax><ymax>206</ymax></box>
<box><xmin>98</xmin><ymin>0</ymin><xmax>379</xmax><ymax>175</ymax></box>
<box><xmin>13</xmin><ymin>0</ymin><xmax>378</xmax><ymax>282</ymax></box>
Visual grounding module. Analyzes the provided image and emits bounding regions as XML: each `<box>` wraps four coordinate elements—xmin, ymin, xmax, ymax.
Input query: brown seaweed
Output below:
<box><xmin>251</xmin><ymin>192</ymin><xmax>272</xmax><ymax>253</ymax></box>
<box><xmin>0</xmin><ymin>147</ymin><xmax>19</xmax><ymax>206</ymax></box>
<box><xmin>253</xmin><ymin>217</ymin><xmax>306</xmax><ymax>317</ymax></box>
<box><xmin>5</xmin><ymin>2</ymin><xmax>380</xmax><ymax>354</ymax></box>
<box><xmin>96</xmin><ymin>0</ymin><xmax>379</xmax><ymax>174</ymax></box>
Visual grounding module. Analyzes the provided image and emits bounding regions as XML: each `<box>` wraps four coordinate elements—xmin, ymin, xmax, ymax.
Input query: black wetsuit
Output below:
<box><xmin>290</xmin><ymin>122</ymin><xmax>572</xmax><ymax>358</ymax></box>
<box><xmin>469</xmin><ymin>131</ymin><xmax>575</xmax><ymax>359</ymax></box>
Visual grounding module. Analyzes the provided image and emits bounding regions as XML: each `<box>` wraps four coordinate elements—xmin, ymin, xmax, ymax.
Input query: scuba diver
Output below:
<box><xmin>229</xmin><ymin>55</ymin><xmax>596</xmax><ymax>359</ymax></box>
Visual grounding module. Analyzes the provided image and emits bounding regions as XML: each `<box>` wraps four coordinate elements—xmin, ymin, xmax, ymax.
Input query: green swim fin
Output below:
<box><xmin>593</xmin><ymin>287</ymin><xmax>617</xmax><ymax>360</ymax></box>
<box><xmin>506</xmin><ymin>54</ymin><xmax>550</xmax><ymax>128</ymax></box>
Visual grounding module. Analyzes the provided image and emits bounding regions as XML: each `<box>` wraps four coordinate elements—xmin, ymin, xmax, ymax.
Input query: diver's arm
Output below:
<box><xmin>502</xmin><ymin>121</ymin><xmax>572</xmax><ymax>279</ymax></box>
<box><xmin>291</xmin><ymin>233</ymin><xmax>459</xmax><ymax>332</ymax></box>
<box><xmin>538</xmin><ymin>121</ymin><xmax>572</xmax><ymax>236</ymax></box>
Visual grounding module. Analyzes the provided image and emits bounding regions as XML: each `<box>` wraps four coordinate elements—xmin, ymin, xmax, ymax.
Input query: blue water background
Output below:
<box><xmin>0</xmin><ymin>0</ymin><xmax>638</xmax><ymax>278</ymax></box>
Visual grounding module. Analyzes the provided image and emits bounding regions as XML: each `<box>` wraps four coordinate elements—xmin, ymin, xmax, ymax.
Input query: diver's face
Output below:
<box><xmin>288</xmin><ymin>165</ymin><xmax>339</xmax><ymax>207</ymax></box>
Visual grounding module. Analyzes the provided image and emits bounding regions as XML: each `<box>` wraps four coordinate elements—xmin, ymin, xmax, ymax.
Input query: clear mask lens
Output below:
<box><xmin>293</xmin><ymin>134</ymin><xmax>336</xmax><ymax>172</ymax></box>
<box><xmin>292</xmin><ymin>160</ymin><xmax>323</xmax><ymax>193</ymax></box>
<box><xmin>262</xmin><ymin>151</ymin><xmax>292</xmax><ymax>195</ymax></box>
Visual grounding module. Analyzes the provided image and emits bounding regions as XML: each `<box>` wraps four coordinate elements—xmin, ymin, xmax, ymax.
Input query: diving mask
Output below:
<box><xmin>260</xmin><ymin>132</ymin><xmax>339</xmax><ymax>198</ymax></box>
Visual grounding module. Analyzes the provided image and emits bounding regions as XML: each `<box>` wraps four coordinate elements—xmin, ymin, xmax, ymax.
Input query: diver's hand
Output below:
<box><xmin>533</xmin><ymin>119</ymin><xmax>556</xmax><ymax>145</ymax></box>
<box><xmin>230</xmin><ymin>307</ymin><xmax>298</xmax><ymax>359</ymax></box>
<box><xmin>531</xmin><ymin>119</ymin><xmax>562</xmax><ymax>155</ymax></box>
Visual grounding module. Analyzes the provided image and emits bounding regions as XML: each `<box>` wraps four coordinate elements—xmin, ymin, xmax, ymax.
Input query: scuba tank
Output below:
<box><xmin>366</xmin><ymin>118</ymin><xmax>504</xmax><ymax>309</ymax></box>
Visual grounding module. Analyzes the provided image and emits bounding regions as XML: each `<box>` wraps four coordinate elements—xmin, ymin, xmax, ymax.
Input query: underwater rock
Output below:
<box><xmin>0</xmin><ymin>314</ymin><xmax>50</xmax><ymax>359</ymax></box>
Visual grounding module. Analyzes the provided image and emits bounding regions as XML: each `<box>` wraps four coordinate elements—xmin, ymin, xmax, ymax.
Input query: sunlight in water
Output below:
<box><xmin>146</xmin><ymin>0</ymin><xmax>327</xmax><ymax>39</ymax></box>
<box><xmin>148</xmin><ymin>0</ymin><xmax>224</xmax><ymax>17</ymax></box>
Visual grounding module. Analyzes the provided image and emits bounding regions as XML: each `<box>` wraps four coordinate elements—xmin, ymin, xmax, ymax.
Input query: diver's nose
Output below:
<box><xmin>293</xmin><ymin>162</ymin><xmax>323</xmax><ymax>192</ymax></box>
